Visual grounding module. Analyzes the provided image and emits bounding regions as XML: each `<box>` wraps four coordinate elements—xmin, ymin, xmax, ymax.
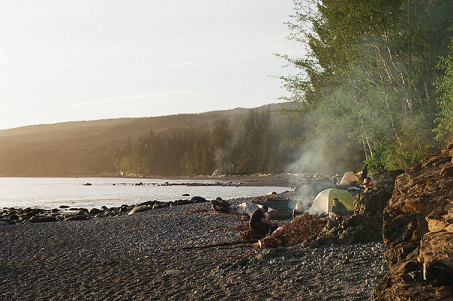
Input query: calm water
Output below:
<box><xmin>0</xmin><ymin>177</ymin><xmax>291</xmax><ymax>210</ymax></box>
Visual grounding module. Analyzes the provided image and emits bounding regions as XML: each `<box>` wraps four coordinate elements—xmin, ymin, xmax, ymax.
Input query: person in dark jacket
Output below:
<box><xmin>329</xmin><ymin>198</ymin><xmax>350</xmax><ymax>221</ymax></box>
<box><xmin>249</xmin><ymin>205</ymin><xmax>277</xmax><ymax>237</ymax></box>
<box><xmin>362</xmin><ymin>164</ymin><xmax>368</xmax><ymax>181</ymax></box>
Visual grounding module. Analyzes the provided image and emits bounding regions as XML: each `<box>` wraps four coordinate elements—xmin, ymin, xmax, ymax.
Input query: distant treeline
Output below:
<box><xmin>1</xmin><ymin>105</ymin><xmax>361</xmax><ymax>177</ymax></box>
<box><xmin>117</xmin><ymin>110</ymin><xmax>293</xmax><ymax>177</ymax></box>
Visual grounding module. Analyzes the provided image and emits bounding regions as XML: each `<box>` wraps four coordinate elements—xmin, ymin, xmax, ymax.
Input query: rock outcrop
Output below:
<box><xmin>373</xmin><ymin>140</ymin><xmax>453</xmax><ymax>300</ymax></box>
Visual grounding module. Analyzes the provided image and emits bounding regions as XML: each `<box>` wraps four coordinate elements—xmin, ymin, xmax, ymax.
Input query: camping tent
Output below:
<box><xmin>339</xmin><ymin>171</ymin><xmax>360</xmax><ymax>185</ymax></box>
<box><xmin>308</xmin><ymin>188</ymin><xmax>355</xmax><ymax>215</ymax></box>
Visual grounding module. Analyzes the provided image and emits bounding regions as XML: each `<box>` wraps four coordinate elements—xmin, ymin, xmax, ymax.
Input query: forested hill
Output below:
<box><xmin>0</xmin><ymin>108</ymin><xmax>248</xmax><ymax>145</ymax></box>
<box><xmin>0</xmin><ymin>102</ymin><xmax>310</xmax><ymax>177</ymax></box>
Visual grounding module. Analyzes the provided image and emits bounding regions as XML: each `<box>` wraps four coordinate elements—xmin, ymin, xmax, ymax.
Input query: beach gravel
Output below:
<box><xmin>0</xmin><ymin>199</ymin><xmax>388</xmax><ymax>300</ymax></box>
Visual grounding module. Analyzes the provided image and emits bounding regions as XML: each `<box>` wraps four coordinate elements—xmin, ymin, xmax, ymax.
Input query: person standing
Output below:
<box><xmin>331</xmin><ymin>174</ymin><xmax>338</xmax><ymax>186</ymax></box>
<box><xmin>362</xmin><ymin>164</ymin><xmax>368</xmax><ymax>181</ymax></box>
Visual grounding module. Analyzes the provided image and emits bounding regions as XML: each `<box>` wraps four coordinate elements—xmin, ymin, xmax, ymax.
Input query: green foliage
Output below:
<box><xmin>365</xmin><ymin>137</ymin><xmax>432</xmax><ymax>173</ymax></box>
<box><xmin>279</xmin><ymin>0</ymin><xmax>453</xmax><ymax>172</ymax></box>
<box><xmin>435</xmin><ymin>44</ymin><xmax>453</xmax><ymax>143</ymax></box>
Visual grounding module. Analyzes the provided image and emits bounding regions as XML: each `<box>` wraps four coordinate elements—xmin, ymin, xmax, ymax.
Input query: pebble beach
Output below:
<box><xmin>1</xmin><ymin>196</ymin><xmax>388</xmax><ymax>301</ymax></box>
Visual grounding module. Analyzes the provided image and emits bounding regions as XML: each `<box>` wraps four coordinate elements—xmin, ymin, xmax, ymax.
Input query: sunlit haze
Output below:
<box><xmin>0</xmin><ymin>0</ymin><xmax>301</xmax><ymax>130</ymax></box>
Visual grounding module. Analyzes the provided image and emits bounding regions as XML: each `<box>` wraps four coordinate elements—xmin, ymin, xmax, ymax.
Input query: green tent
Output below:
<box><xmin>308</xmin><ymin>188</ymin><xmax>355</xmax><ymax>215</ymax></box>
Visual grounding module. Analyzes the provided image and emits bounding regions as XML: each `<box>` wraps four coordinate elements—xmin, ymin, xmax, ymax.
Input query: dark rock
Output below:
<box><xmin>8</xmin><ymin>214</ymin><xmax>19</xmax><ymax>221</ymax></box>
<box><xmin>424</xmin><ymin>261</ymin><xmax>453</xmax><ymax>286</ymax></box>
<box><xmin>104</xmin><ymin>211</ymin><xmax>116</xmax><ymax>217</ymax></box>
<box><xmin>65</xmin><ymin>215</ymin><xmax>90</xmax><ymax>221</ymax></box>
<box><xmin>191</xmin><ymin>196</ymin><xmax>207</xmax><ymax>203</ymax></box>
<box><xmin>137</xmin><ymin>201</ymin><xmax>156</xmax><ymax>206</ymax></box>
<box><xmin>0</xmin><ymin>218</ymin><xmax>15</xmax><ymax>225</ymax></box>
<box><xmin>24</xmin><ymin>208</ymin><xmax>43</xmax><ymax>218</ymax></box>
<box><xmin>370</xmin><ymin>170</ymin><xmax>404</xmax><ymax>190</ymax></box>
<box><xmin>89</xmin><ymin>208</ymin><xmax>103</xmax><ymax>215</ymax></box>
<box><xmin>172</xmin><ymin>200</ymin><xmax>187</xmax><ymax>206</ymax></box>
<box><xmin>211</xmin><ymin>197</ymin><xmax>231</xmax><ymax>213</ymax></box>
<box><xmin>384</xmin><ymin>242</ymin><xmax>419</xmax><ymax>266</ymax></box>
<box><xmin>119</xmin><ymin>206</ymin><xmax>130</xmax><ymax>213</ymax></box>
<box><xmin>30</xmin><ymin>215</ymin><xmax>57</xmax><ymax>223</ymax></box>
<box><xmin>419</xmin><ymin>231</ymin><xmax>453</xmax><ymax>286</ymax></box>
<box><xmin>382</xmin><ymin>210</ymin><xmax>419</xmax><ymax>247</ymax></box>
<box><xmin>75</xmin><ymin>209</ymin><xmax>89</xmax><ymax>216</ymax></box>
<box><xmin>152</xmin><ymin>203</ymin><xmax>164</xmax><ymax>209</ymax></box>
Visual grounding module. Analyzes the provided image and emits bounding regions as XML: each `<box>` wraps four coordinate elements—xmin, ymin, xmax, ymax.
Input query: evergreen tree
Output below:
<box><xmin>435</xmin><ymin>39</ymin><xmax>453</xmax><ymax>143</ymax></box>
<box><xmin>210</xmin><ymin>118</ymin><xmax>233</xmax><ymax>174</ymax></box>
<box><xmin>279</xmin><ymin>0</ymin><xmax>453</xmax><ymax>172</ymax></box>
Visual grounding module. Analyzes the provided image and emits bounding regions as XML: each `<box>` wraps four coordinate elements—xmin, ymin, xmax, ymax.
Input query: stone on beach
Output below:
<box><xmin>128</xmin><ymin>204</ymin><xmax>152</xmax><ymax>215</ymax></box>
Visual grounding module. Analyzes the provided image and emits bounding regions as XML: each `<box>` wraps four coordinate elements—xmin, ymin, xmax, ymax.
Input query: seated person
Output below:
<box><xmin>249</xmin><ymin>205</ymin><xmax>278</xmax><ymax>237</ymax></box>
<box><xmin>329</xmin><ymin>197</ymin><xmax>350</xmax><ymax>221</ymax></box>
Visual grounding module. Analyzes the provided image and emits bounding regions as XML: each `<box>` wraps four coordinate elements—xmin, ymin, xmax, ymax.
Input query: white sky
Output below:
<box><xmin>0</xmin><ymin>0</ymin><xmax>301</xmax><ymax>130</ymax></box>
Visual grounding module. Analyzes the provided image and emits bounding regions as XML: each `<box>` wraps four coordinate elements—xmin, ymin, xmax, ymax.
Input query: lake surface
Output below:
<box><xmin>0</xmin><ymin>177</ymin><xmax>291</xmax><ymax>210</ymax></box>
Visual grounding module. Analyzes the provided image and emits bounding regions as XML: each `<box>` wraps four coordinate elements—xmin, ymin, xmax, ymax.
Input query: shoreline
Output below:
<box><xmin>0</xmin><ymin>199</ymin><xmax>387</xmax><ymax>300</ymax></box>
<box><xmin>0</xmin><ymin>175</ymin><xmax>294</xmax><ymax>211</ymax></box>
<box><xmin>0</xmin><ymin>173</ymin><xmax>296</xmax><ymax>187</ymax></box>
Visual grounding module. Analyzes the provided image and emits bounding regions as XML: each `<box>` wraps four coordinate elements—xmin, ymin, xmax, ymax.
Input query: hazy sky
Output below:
<box><xmin>0</xmin><ymin>0</ymin><xmax>301</xmax><ymax>130</ymax></box>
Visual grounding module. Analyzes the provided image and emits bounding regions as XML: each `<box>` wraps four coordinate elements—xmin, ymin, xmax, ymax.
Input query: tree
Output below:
<box><xmin>279</xmin><ymin>0</ymin><xmax>453</xmax><ymax>172</ymax></box>
<box><xmin>435</xmin><ymin>39</ymin><xmax>453</xmax><ymax>142</ymax></box>
<box><xmin>235</xmin><ymin>109</ymin><xmax>276</xmax><ymax>174</ymax></box>
<box><xmin>210</xmin><ymin>118</ymin><xmax>233</xmax><ymax>174</ymax></box>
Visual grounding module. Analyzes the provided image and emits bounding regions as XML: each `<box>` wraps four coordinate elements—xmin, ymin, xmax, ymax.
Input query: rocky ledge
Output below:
<box><xmin>372</xmin><ymin>140</ymin><xmax>453</xmax><ymax>300</ymax></box>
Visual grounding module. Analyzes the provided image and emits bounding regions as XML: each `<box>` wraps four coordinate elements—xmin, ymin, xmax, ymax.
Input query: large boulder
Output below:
<box><xmin>371</xmin><ymin>169</ymin><xmax>405</xmax><ymax>190</ymax></box>
<box><xmin>372</xmin><ymin>140</ymin><xmax>453</xmax><ymax>300</ymax></box>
